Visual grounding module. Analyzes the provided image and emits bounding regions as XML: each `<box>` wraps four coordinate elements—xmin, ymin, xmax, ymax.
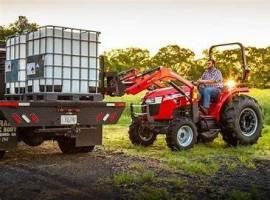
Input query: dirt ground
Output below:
<box><xmin>0</xmin><ymin>142</ymin><xmax>270</xmax><ymax>200</ymax></box>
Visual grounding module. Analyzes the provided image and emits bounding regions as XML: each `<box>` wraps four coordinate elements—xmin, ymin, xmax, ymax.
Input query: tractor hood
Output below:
<box><xmin>143</xmin><ymin>86</ymin><xmax>191</xmax><ymax>102</ymax></box>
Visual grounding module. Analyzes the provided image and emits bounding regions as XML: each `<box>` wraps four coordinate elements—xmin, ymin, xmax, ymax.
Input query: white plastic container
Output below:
<box><xmin>5</xmin><ymin>34</ymin><xmax>27</xmax><ymax>94</ymax></box>
<box><xmin>5</xmin><ymin>26</ymin><xmax>101</xmax><ymax>95</ymax></box>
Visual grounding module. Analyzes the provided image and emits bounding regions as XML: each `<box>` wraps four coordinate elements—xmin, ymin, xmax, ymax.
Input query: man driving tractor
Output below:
<box><xmin>198</xmin><ymin>59</ymin><xmax>223</xmax><ymax>114</ymax></box>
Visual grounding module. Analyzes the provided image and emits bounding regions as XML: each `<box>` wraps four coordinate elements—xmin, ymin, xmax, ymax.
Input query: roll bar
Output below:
<box><xmin>209</xmin><ymin>42</ymin><xmax>249</xmax><ymax>82</ymax></box>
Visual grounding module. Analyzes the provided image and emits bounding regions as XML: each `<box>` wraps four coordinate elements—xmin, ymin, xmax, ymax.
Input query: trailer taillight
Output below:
<box><xmin>11</xmin><ymin>113</ymin><xmax>22</xmax><ymax>124</ymax></box>
<box><xmin>29</xmin><ymin>113</ymin><xmax>39</xmax><ymax>123</ymax></box>
<box><xmin>115</xmin><ymin>102</ymin><xmax>125</xmax><ymax>107</ymax></box>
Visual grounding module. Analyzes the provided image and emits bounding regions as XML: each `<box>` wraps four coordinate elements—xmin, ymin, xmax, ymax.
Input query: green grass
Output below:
<box><xmin>228</xmin><ymin>187</ymin><xmax>260</xmax><ymax>200</ymax></box>
<box><xmin>249</xmin><ymin>89</ymin><xmax>270</xmax><ymax>125</ymax></box>
<box><xmin>113</xmin><ymin>170</ymin><xmax>155</xmax><ymax>186</ymax></box>
<box><xmin>134</xmin><ymin>185</ymin><xmax>170</xmax><ymax>200</ymax></box>
<box><xmin>104</xmin><ymin>89</ymin><xmax>270</xmax><ymax>175</ymax></box>
<box><xmin>105</xmin><ymin>93</ymin><xmax>142</xmax><ymax>125</ymax></box>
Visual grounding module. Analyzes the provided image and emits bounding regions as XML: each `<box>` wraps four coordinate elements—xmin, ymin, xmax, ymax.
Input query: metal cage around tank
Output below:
<box><xmin>5</xmin><ymin>25</ymin><xmax>102</xmax><ymax>100</ymax></box>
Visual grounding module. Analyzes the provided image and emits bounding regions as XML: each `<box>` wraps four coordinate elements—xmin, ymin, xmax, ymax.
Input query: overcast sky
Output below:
<box><xmin>1</xmin><ymin>0</ymin><xmax>270</xmax><ymax>57</ymax></box>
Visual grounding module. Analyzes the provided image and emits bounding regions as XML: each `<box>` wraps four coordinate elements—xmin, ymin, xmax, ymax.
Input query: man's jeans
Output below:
<box><xmin>199</xmin><ymin>87</ymin><xmax>221</xmax><ymax>109</ymax></box>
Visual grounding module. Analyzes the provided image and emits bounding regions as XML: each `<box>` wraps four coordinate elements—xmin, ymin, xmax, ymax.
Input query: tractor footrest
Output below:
<box><xmin>200</xmin><ymin>115</ymin><xmax>215</xmax><ymax>120</ymax></box>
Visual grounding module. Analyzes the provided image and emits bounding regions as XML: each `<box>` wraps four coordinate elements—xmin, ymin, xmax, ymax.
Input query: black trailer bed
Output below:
<box><xmin>0</xmin><ymin>100</ymin><xmax>125</xmax><ymax>127</ymax></box>
<box><xmin>0</xmin><ymin>100</ymin><xmax>125</xmax><ymax>151</ymax></box>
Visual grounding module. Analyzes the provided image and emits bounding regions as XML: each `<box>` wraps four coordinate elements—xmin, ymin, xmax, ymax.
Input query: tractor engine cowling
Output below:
<box><xmin>142</xmin><ymin>86</ymin><xmax>191</xmax><ymax>120</ymax></box>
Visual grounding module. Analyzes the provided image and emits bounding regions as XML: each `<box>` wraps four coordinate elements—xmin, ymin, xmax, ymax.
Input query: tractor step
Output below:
<box><xmin>200</xmin><ymin>115</ymin><xmax>215</xmax><ymax>120</ymax></box>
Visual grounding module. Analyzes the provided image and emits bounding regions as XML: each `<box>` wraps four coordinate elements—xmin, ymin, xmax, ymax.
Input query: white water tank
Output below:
<box><xmin>5</xmin><ymin>25</ymin><xmax>101</xmax><ymax>95</ymax></box>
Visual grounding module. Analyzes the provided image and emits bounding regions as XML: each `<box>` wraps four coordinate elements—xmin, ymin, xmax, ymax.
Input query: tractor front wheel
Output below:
<box><xmin>57</xmin><ymin>137</ymin><xmax>95</xmax><ymax>154</ymax></box>
<box><xmin>0</xmin><ymin>150</ymin><xmax>5</xmax><ymax>159</ymax></box>
<box><xmin>129</xmin><ymin>118</ymin><xmax>157</xmax><ymax>146</ymax></box>
<box><xmin>220</xmin><ymin>95</ymin><xmax>263</xmax><ymax>146</ymax></box>
<box><xmin>166</xmin><ymin>117</ymin><xmax>198</xmax><ymax>151</ymax></box>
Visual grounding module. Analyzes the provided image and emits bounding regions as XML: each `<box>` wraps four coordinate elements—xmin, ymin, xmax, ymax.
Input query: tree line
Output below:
<box><xmin>104</xmin><ymin>46</ymin><xmax>270</xmax><ymax>88</ymax></box>
<box><xmin>1</xmin><ymin>17</ymin><xmax>269</xmax><ymax>88</ymax></box>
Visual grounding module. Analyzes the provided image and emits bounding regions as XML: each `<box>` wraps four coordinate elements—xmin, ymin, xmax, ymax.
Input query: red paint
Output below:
<box><xmin>0</xmin><ymin>101</ymin><xmax>19</xmax><ymax>108</ymax></box>
<box><xmin>208</xmin><ymin>87</ymin><xmax>249</xmax><ymax>121</ymax></box>
<box><xmin>96</xmin><ymin>112</ymin><xmax>104</xmax><ymax>122</ymax></box>
<box><xmin>114</xmin><ymin>102</ymin><xmax>126</xmax><ymax>107</ymax></box>
<box><xmin>11</xmin><ymin>113</ymin><xmax>22</xmax><ymax>124</ymax></box>
<box><xmin>122</xmin><ymin>67</ymin><xmax>194</xmax><ymax>95</ymax></box>
<box><xmin>29</xmin><ymin>113</ymin><xmax>39</xmax><ymax>123</ymax></box>
<box><xmin>108</xmin><ymin>112</ymin><xmax>118</xmax><ymax>122</ymax></box>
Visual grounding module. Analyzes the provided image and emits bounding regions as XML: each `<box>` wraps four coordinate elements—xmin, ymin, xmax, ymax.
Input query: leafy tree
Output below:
<box><xmin>209</xmin><ymin>47</ymin><xmax>270</xmax><ymax>88</ymax></box>
<box><xmin>151</xmin><ymin>45</ymin><xmax>203</xmax><ymax>80</ymax></box>
<box><xmin>103</xmin><ymin>48</ymin><xmax>151</xmax><ymax>72</ymax></box>
<box><xmin>210</xmin><ymin>49</ymin><xmax>242</xmax><ymax>80</ymax></box>
<box><xmin>0</xmin><ymin>16</ymin><xmax>38</xmax><ymax>43</ymax></box>
<box><xmin>151</xmin><ymin>45</ymin><xmax>195</xmax><ymax>67</ymax></box>
<box><xmin>246</xmin><ymin>47</ymin><xmax>270</xmax><ymax>88</ymax></box>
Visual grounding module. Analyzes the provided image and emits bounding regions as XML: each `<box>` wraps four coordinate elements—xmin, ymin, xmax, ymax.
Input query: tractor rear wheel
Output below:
<box><xmin>220</xmin><ymin>95</ymin><xmax>263</xmax><ymax>146</ymax></box>
<box><xmin>57</xmin><ymin>137</ymin><xmax>95</xmax><ymax>154</ymax></box>
<box><xmin>129</xmin><ymin>117</ymin><xmax>157</xmax><ymax>146</ymax></box>
<box><xmin>166</xmin><ymin>117</ymin><xmax>198</xmax><ymax>151</ymax></box>
<box><xmin>0</xmin><ymin>151</ymin><xmax>5</xmax><ymax>159</ymax></box>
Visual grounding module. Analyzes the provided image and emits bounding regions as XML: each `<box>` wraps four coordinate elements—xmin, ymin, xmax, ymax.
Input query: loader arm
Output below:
<box><xmin>105</xmin><ymin>66</ymin><xmax>194</xmax><ymax>96</ymax></box>
<box><xmin>125</xmin><ymin>66</ymin><xmax>194</xmax><ymax>95</ymax></box>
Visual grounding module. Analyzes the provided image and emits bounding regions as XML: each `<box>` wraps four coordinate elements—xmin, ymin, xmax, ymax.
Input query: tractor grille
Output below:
<box><xmin>148</xmin><ymin>103</ymin><xmax>160</xmax><ymax>116</ymax></box>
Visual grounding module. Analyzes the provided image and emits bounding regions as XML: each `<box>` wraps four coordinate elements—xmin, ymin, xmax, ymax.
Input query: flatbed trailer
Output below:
<box><xmin>0</xmin><ymin>33</ymin><xmax>125</xmax><ymax>158</ymax></box>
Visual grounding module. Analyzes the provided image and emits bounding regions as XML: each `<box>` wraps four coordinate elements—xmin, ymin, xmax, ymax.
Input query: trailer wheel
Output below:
<box><xmin>166</xmin><ymin>117</ymin><xmax>197</xmax><ymax>151</ymax></box>
<box><xmin>0</xmin><ymin>151</ymin><xmax>5</xmax><ymax>159</ymax></box>
<box><xmin>19</xmin><ymin>128</ymin><xmax>44</xmax><ymax>147</ymax></box>
<box><xmin>220</xmin><ymin>95</ymin><xmax>263</xmax><ymax>146</ymax></box>
<box><xmin>57</xmin><ymin>137</ymin><xmax>95</xmax><ymax>154</ymax></box>
<box><xmin>22</xmin><ymin>135</ymin><xmax>44</xmax><ymax>147</ymax></box>
<box><xmin>129</xmin><ymin>118</ymin><xmax>156</xmax><ymax>146</ymax></box>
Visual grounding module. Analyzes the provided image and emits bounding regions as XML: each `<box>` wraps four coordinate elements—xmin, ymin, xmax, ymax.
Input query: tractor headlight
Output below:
<box><xmin>145</xmin><ymin>98</ymin><xmax>155</xmax><ymax>104</ymax></box>
<box><xmin>145</xmin><ymin>96</ymin><xmax>163</xmax><ymax>104</ymax></box>
<box><xmin>225</xmin><ymin>80</ymin><xmax>236</xmax><ymax>90</ymax></box>
<box><xmin>154</xmin><ymin>96</ymin><xmax>163</xmax><ymax>104</ymax></box>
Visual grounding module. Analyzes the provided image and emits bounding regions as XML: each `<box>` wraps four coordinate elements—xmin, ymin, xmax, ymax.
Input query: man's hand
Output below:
<box><xmin>197</xmin><ymin>79</ymin><xmax>215</xmax><ymax>84</ymax></box>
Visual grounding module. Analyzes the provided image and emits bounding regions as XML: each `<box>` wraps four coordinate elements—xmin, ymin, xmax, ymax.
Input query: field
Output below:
<box><xmin>0</xmin><ymin>89</ymin><xmax>269</xmax><ymax>200</ymax></box>
<box><xmin>103</xmin><ymin>89</ymin><xmax>270</xmax><ymax>198</ymax></box>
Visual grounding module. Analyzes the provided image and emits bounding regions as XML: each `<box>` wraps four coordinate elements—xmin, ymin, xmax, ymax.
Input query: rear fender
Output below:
<box><xmin>209</xmin><ymin>87</ymin><xmax>249</xmax><ymax>121</ymax></box>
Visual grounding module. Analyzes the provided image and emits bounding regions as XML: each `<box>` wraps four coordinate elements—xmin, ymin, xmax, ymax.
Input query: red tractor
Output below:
<box><xmin>106</xmin><ymin>43</ymin><xmax>263</xmax><ymax>150</ymax></box>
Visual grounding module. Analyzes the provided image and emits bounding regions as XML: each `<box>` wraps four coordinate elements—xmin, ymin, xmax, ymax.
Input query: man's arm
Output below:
<box><xmin>197</xmin><ymin>79</ymin><xmax>216</xmax><ymax>84</ymax></box>
<box><xmin>198</xmin><ymin>70</ymin><xmax>222</xmax><ymax>84</ymax></box>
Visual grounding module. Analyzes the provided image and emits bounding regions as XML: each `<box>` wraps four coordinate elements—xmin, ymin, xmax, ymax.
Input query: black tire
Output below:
<box><xmin>220</xmin><ymin>95</ymin><xmax>263</xmax><ymax>146</ymax></box>
<box><xmin>57</xmin><ymin>137</ymin><xmax>95</xmax><ymax>154</ymax></box>
<box><xmin>129</xmin><ymin>118</ymin><xmax>157</xmax><ymax>146</ymax></box>
<box><xmin>19</xmin><ymin>128</ymin><xmax>44</xmax><ymax>147</ymax></box>
<box><xmin>166</xmin><ymin>117</ymin><xmax>198</xmax><ymax>151</ymax></box>
<box><xmin>22</xmin><ymin>135</ymin><xmax>44</xmax><ymax>147</ymax></box>
<box><xmin>0</xmin><ymin>151</ymin><xmax>5</xmax><ymax>159</ymax></box>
